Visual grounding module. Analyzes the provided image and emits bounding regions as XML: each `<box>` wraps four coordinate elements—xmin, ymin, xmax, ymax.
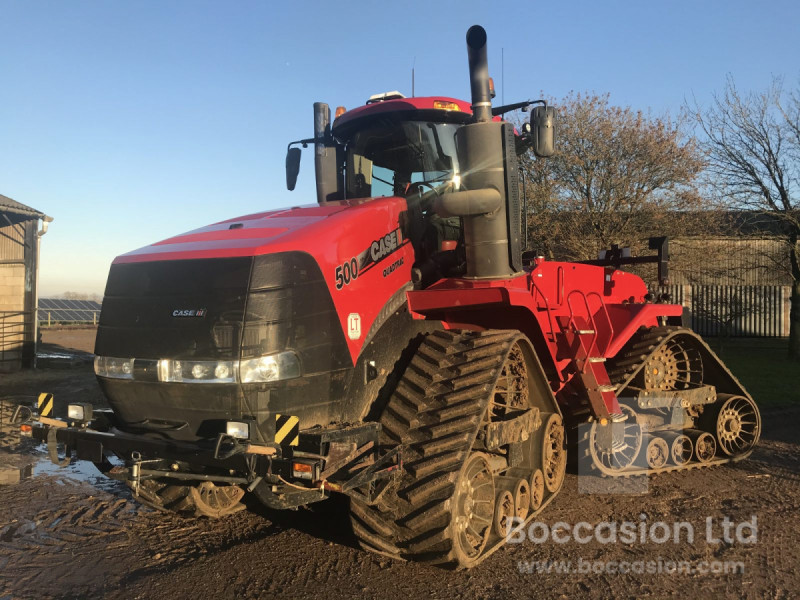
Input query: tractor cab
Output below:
<box><xmin>286</xmin><ymin>95</ymin><xmax>474</xmax><ymax>206</ymax></box>
<box><xmin>285</xmin><ymin>95</ymin><xmax>479</xmax><ymax>282</ymax></box>
<box><xmin>341</xmin><ymin>112</ymin><xmax>462</xmax><ymax>200</ymax></box>
<box><xmin>332</xmin><ymin>95</ymin><xmax>473</xmax><ymax>203</ymax></box>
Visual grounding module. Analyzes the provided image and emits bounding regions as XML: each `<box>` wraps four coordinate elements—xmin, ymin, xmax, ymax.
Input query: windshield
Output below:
<box><xmin>344</xmin><ymin>120</ymin><xmax>461</xmax><ymax>199</ymax></box>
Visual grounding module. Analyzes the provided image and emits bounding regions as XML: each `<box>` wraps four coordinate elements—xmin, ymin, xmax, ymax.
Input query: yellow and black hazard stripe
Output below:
<box><xmin>274</xmin><ymin>414</ymin><xmax>299</xmax><ymax>446</ymax></box>
<box><xmin>37</xmin><ymin>393</ymin><xmax>54</xmax><ymax>417</ymax></box>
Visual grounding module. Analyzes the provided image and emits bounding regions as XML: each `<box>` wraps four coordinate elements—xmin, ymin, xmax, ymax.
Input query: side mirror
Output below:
<box><xmin>286</xmin><ymin>147</ymin><xmax>301</xmax><ymax>191</ymax></box>
<box><xmin>531</xmin><ymin>106</ymin><xmax>556</xmax><ymax>158</ymax></box>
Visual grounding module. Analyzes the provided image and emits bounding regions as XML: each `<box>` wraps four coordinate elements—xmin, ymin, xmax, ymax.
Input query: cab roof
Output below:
<box><xmin>332</xmin><ymin>96</ymin><xmax>473</xmax><ymax>132</ymax></box>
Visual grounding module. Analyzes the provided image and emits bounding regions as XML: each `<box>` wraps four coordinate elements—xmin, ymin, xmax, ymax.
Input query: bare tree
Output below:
<box><xmin>691</xmin><ymin>76</ymin><xmax>800</xmax><ymax>359</ymax></box>
<box><xmin>519</xmin><ymin>92</ymin><xmax>709</xmax><ymax>284</ymax></box>
<box><xmin>61</xmin><ymin>291</ymin><xmax>103</xmax><ymax>302</ymax></box>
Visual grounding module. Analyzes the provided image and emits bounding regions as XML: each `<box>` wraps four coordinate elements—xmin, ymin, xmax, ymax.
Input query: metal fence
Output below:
<box><xmin>662</xmin><ymin>284</ymin><xmax>790</xmax><ymax>337</ymax></box>
<box><xmin>38</xmin><ymin>299</ymin><xmax>101</xmax><ymax>325</ymax></box>
<box><xmin>0</xmin><ymin>310</ymin><xmax>34</xmax><ymax>370</ymax></box>
<box><xmin>39</xmin><ymin>309</ymin><xmax>100</xmax><ymax>325</ymax></box>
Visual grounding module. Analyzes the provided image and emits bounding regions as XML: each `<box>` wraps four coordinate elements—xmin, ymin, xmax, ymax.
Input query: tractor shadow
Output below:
<box><xmin>243</xmin><ymin>492</ymin><xmax>361</xmax><ymax>550</ymax></box>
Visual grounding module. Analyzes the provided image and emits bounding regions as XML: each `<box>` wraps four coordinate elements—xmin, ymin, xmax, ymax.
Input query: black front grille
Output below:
<box><xmin>96</xmin><ymin>257</ymin><xmax>253</xmax><ymax>359</ymax></box>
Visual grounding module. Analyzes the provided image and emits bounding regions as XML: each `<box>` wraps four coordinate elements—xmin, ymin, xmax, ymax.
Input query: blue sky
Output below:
<box><xmin>1</xmin><ymin>0</ymin><xmax>798</xmax><ymax>296</ymax></box>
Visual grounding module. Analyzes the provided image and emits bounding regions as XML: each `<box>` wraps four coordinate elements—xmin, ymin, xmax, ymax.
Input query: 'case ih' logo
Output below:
<box><xmin>172</xmin><ymin>308</ymin><xmax>207</xmax><ymax>318</ymax></box>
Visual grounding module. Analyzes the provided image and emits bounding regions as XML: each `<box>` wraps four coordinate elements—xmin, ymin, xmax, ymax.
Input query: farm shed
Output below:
<box><xmin>0</xmin><ymin>193</ymin><xmax>52</xmax><ymax>372</ymax></box>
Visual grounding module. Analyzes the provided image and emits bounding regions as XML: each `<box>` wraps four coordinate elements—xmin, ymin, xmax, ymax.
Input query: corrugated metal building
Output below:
<box><xmin>528</xmin><ymin>210</ymin><xmax>794</xmax><ymax>337</ymax></box>
<box><xmin>661</xmin><ymin>283</ymin><xmax>790</xmax><ymax>337</ymax></box>
<box><xmin>0</xmin><ymin>194</ymin><xmax>52</xmax><ymax>372</ymax></box>
<box><xmin>665</xmin><ymin>213</ymin><xmax>794</xmax><ymax>337</ymax></box>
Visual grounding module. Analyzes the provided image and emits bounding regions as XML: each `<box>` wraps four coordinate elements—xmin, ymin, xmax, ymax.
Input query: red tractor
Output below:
<box><xmin>27</xmin><ymin>25</ymin><xmax>760</xmax><ymax>568</ymax></box>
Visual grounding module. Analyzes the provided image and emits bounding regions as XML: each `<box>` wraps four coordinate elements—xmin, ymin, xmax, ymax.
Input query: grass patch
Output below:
<box><xmin>708</xmin><ymin>338</ymin><xmax>800</xmax><ymax>407</ymax></box>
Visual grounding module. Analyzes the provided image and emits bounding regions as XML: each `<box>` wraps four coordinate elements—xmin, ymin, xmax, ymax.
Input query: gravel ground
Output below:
<box><xmin>0</xmin><ymin>331</ymin><xmax>798</xmax><ymax>599</ymax></box>
<box><xmin>40</xmin><ymin>326</ymin><xmax>98</xmax><ymax>355</ymax></box>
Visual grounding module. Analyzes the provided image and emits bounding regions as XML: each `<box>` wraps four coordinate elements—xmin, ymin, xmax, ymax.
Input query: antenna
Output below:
<box><xmin>501</xmin><ymin>47</ymin><xmax>504</xmax><ymax>105</ymax></box>
<box><xmin>412</xmin><ymin>56</ymin><xmax>416</xmax><ymax>97</ymax></box>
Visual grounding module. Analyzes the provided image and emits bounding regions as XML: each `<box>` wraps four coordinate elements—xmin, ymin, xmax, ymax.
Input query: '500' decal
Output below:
<box><xmin>335</xmin><ymin>228</ymin><xmax>405</xmax><ymax>290</ymax></box>
<box><xmin>335</xmin><ymin>258</ymin><xmax>359</xmax><ymax>290</ymax></box>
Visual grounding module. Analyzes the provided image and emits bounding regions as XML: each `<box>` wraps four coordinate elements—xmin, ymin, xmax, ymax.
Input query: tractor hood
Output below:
<box><xmin>99</xmin><ymin>195</ymin><xmax>415</xmax><ymax>369</ymax></box>
<box><xmin>115</xmin><ymin>203</ymin><xmax>352</xmax><ymax>264</ymax></box>
<box><xmin>95</xmin><ymin>197</ymin><xmax>416</xmax><ymax>440</ymax></box>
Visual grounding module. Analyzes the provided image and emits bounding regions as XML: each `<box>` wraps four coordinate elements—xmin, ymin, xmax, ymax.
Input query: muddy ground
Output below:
<box><xmin>0</xmin><ymin>329</ymin><xmax>798</xmax><ymax>599</ymax></box>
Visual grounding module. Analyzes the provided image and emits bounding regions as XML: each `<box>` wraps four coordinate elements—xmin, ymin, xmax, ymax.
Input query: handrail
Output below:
<box><xmin>530</xmin><ymin>279</ymin><xmax>567</xmax><ymax>383</ymax></box>
<box><xmin>586</xmin><ymin>291</ymin><xmax>615</xmax><ymax>355</ymax></box>
<box><xmin>557</xmin><ymin>266</ymin><xmax>564</xmax><ymax>305</ymax></box>
<box><xmin>530</xmin><ymin>280</ymin><xmax>557</xmax><ymax>343</ymax></box>
<box><xmin>566</xmin><ymin>290</ymin><xmax>600</xmax><ymax>366</ymax></box>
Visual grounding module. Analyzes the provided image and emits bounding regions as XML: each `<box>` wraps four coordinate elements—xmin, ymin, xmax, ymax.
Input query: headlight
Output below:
<box><xmin>239</xmin><ymin>351</ymin><xmax>300</xmax><ymax>383</ymax></box>
<box><xmin>157</xmin><ymin>359</ymin><xmax>237</xmax><ymax>383</ymax></box>
<box><xmin>96</xmin><ymin>352</ymin><xmax>301</xmax><ymax>384</ymax></box>
<box><xmin>145</xmin><ymin>351</ymin><xmax>300</xmax><ymax>384</ymax></box>
<box><xmin>94</xmin><ymin>356</ymin><xmax>134</xmax><ymax>379</ymax></box>
<box><xmin>68</xmin><ymin>403</ymin><xmax>93</xmax><ymax>423</ymax></box>
<box><xmin>226</xmin><ymin>421</ymin><xmax>250</xmax><ymax>439</ymax></box>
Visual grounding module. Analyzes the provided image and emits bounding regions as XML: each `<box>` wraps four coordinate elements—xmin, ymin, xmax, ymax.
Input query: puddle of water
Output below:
<box><xmin>32</xmin><ymin>448</ymin><xmax>127</xmax><ymax>494</ymax></box>
<box><xmin>36</xmin><ymin>352</ymin><xmax>82</xmax><ymax>360</ymax></box>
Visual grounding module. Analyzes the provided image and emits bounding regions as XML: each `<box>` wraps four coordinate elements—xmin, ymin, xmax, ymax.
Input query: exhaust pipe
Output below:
<box><xmin>431</xmin><ymin>25</ymin><xmax>522</xmax><ymax>278</ymax></box>
<box><xmin>466</xmin><ymin>25</ymin><xmax>492</xmax><ymax>123</ymax></box>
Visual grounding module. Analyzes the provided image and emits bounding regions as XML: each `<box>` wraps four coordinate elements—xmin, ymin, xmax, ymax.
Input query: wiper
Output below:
<box><xmin>491</xmin><ymin>99</ymin><xmax>547</xmax><ymax>117</ymax></box>
<box><xmin>426</xmin><ymin>123</ymin><xmax>446</xmax><ymax>158</ymax></box>
<box><xmin>426</xmin><ymin>123</ymin><xmax>454</xmax><ymax>173</ymax></box>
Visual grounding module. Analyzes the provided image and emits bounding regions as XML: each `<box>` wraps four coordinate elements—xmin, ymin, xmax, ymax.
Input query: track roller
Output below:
<box><xmin>666</xmin><ymin>433</ymin><xmax>693</xmax><ymax>466</ymax></box>
<box><xmin>687</xmin><ymin>430</ymin><xmax>717</xmax><ymax>463</ymax></box>
<box><xmin>513</xmin><ymin>479</ymin><xmax>530</xmax><ymax>521</ymax></box>
<box><xmin>643</xmin><ymin>436</ymin><xmax>669</xmax><ymax>469</ymax></box>
<box><xmin>493</xmin><ymin>490</ymin><xmax>514</xmax><ymax>538</ymax></box>
<box><xmin>529</xmin><ymin>469</ymin><xmax>544</xmax><ymax>511</ymax></box>
<box><xmin>129</xmin><ymin>479</ymin><xmax>245</xmax><ymax>518</ymax></box>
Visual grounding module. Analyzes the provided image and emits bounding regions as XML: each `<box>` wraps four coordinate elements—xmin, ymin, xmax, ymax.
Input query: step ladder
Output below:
<box><xmin>556</xmin><ymin>314</ymin><xmax>621</xmax><ymax>420</ymax></box>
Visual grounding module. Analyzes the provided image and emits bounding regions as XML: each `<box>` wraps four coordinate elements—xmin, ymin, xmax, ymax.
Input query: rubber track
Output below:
<box><xmin>584</xmin><ymin>326</ymin><xmax>757</xmax><ymax>477</ymax></box>
<box><xmin>606</xmin><ymin>325</ymin><xmax>749</xmax><ymax>398</ymax></box>
<box><xmin>351</xmin><ymin>329</ymin><xmax>526</xmax><ymax>568</ymax></box>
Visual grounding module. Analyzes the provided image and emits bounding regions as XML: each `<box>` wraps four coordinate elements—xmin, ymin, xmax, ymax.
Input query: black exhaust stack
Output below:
<box><xmin>433</xmin><ymin>25</ymin><xmax>522</xmax><ymax>278</ymax></box>
<box><xmin>466</xmin><ymin>26</ymin><xmax>492</xmax><ymax>124</ymax></box>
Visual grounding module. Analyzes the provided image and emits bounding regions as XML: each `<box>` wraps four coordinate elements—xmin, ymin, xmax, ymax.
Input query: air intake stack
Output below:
<box><xmin>433</xmin><ymin>25</ymin><xmax>523</xmax><ymax>278</ymax></box>
<box><xmin>313</xmin><ymin>102</ymin><xmax>343</xmax><ymax>204</ymax></box>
